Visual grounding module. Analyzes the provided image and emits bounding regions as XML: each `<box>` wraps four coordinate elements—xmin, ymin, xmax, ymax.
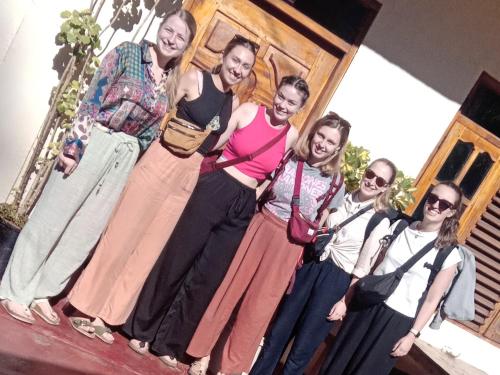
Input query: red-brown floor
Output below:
<box><xmin>0</xmin><ymin>302</ymin><xmax>190</xmax><ymax>375</ymax></box>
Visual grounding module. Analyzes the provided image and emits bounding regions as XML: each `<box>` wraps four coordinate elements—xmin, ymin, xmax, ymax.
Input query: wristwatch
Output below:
<box><xmin>409</xmin><ymin>328</ymin><xmax>420</xmax><ymax>337</ymax></box>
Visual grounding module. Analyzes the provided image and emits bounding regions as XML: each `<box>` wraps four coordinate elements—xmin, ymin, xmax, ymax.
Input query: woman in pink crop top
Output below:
<box><xmin>124</xmin><ymin>76</ymin><xmax>309</xmax><ymax>368</ymax></box>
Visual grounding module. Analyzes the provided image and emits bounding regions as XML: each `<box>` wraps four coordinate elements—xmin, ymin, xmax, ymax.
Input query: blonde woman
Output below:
<box><xmin>0</xmin><ymin>9</ymin><xmax>196</xmax><ymax>326</ymax></box>
<box><xmin>187</xmin><ymin>113</ymin><xmax>350</xmax><ymax>375</ymax></box>
<box><xmin>68</xmin><ymin>34</ymin><xmax>258</xmax><ymax>343</ymax></box>
<box><xmin>251</xmin><ymin>158</ymin><xmax>398</xmax><ymax>375</ymax></box>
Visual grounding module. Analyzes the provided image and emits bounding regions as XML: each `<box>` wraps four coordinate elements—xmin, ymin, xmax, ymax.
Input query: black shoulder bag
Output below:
<box><xmin>354</xmin><ymin>224</ymin><xmax>439</xmax><ymax>308</ymax></box>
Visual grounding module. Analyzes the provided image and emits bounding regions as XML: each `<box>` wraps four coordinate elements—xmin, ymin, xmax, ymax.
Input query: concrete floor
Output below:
<box><xmin>0</xmin><ymin>302</ymin><xmax>189</xmax><ymax>375</ymax></box>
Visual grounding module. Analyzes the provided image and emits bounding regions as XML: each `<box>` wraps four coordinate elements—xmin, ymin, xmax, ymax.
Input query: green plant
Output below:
<box><xmin>58</xmin><ymin>9</ymin><xmax>101</xmax><ymax>57</ymax></box>
<box><xmin>341</xmin><ymin>143</ymin><xmax>416</xmax><ymax>211</ymax></box>
<box><xmin>390</xmin><ymin>171</ymin><xmax>417</xmax><ymax>211</ymax></box>
<box><xmin>341</xmin><ymin>143</ymin><xmax>370</xmax><ymax>192</ymax></box>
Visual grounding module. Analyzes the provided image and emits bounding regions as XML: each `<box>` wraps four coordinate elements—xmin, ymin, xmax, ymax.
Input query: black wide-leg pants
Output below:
<box><xmin>122</xmin><ymin>170</ymin><xmax>256</xmax><ymax>358</ymax></box>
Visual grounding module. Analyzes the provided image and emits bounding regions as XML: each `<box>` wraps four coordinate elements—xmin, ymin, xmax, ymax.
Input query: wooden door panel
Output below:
<box><xmin>182</xmin><ymin>0</ymin><xmax>342</xmax><ymax>129</ymax></box>
<box><xmin>411</xmin><ymin>114</ymin><xmax>500</xmax><ymax>342</ymax></box>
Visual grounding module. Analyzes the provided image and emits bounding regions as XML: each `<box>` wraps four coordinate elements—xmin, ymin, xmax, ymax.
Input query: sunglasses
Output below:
<box><xmin>364</xmin><ymin>169</ymin><xmax>388</xmax><ymax>188</ymax></box>
<box><xmin>232</xmin><ymin>34</ymin><xmax>260</xmax><ymax>52</ymax></box>
<box><xmin>426</xmin><ymin>193</ymin><xmax>456</xmax><ymax>212</ymax></box>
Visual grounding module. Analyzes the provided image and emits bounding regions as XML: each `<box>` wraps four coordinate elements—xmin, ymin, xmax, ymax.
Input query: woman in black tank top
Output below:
<box><xmin>66</xmin><ymin>36</ymin><xmax>258</xmax><ymax>345</ymax></box>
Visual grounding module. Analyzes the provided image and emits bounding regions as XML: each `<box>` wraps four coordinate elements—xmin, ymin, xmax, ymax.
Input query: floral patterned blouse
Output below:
<box><xmin>70</xmin><ymin>40</ymin><xmax>170</xmax><ymax>153</ymax></box>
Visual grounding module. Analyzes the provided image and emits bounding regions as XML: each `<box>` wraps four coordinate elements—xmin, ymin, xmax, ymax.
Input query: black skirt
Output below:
<box><xmin>319</xmin><ymin>302</ymin><xmax>413</xmax><ymax>375</ymax></box>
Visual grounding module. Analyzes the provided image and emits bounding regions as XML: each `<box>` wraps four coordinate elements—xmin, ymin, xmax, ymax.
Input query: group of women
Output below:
<box><xmin>0</xmin><ymin>8</ymin><xmax>465</xmax><ymax>375</ymax></box>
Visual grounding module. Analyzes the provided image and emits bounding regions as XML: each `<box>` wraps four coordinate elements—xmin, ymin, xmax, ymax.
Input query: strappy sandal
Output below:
<box><xmin>128</xmin><ymin>339</ymin><xmax>149</xmax><ymax>355</ymax></box>
<box><xmin>158</xmin><ymin>354</ymin><xmax>178</xmax><ymax>368</ymax></box>
<box><xmin>1</xmin><ymin>300</ymin><xmax>35</xmax><ymax>324</ymax></box>
<box><xmin>30</xmin><ymin>301</ymin><xmax>60</xmax><ymax>325</ymax></box>
<box><xmin>69</xmin><ymin>317</ymin><xmax>95</xmax><ymax>339</ymax></box>
<box><xmin>189</xmin><ymin>357</ymin><xmax>210</xmax><ymax>375</ymax></box>
<box><xmin>93</xmin><ymin>324</ymin><xmax>114</xmax><ymax>344</ymax></box>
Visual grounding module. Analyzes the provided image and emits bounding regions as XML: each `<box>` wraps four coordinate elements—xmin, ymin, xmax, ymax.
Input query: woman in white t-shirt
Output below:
<box><xmin>320</xmin><ymin>181</ymin><xmax>464</xmax><ymax>375</ymax></box>
<box><xmin>251</xmin><ymin>158</ymin><xmax>398</xmax><ymax>375</ymax></box>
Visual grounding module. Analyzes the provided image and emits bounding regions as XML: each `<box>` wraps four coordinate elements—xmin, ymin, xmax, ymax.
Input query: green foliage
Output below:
<box><xmin>58</xmin><ymin>9</ymin><xmax>101</xmax><ymax>57</ymax></box>
<box><xmin>341</xmin><ymin>143</ymin><xmax>416</xmax><ymax>211</ymax></box>
<box><xmin>341</xmin><ymin>143</ymin><xmax>370</xmax><ymax>192</ymax></box>
<box><xmin>56</xmin><ymin>79</ymin><xmax>81</xmax><ymax>134</ymax></box>
<box><xmin>390</xmin><ymin>171</ymin><xmax>417</xmax><ymax>211</ymax></box>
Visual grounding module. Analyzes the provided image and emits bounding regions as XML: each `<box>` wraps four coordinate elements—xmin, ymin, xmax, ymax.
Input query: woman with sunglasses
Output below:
<box><xmin>251</xmin><ymin>158</ymin><xmax>397</xmax><ymax>375</ymax></box>
<box><xmin>186</xmin><ymin>113</ymin><xmax>350</xmax><ymax>375</ymax></box>
<box><xmin>123</xmin><ymin>76</ymin><xmax>309</xmax><ymax>368</ymax></box>
<box><xmin>66</xmin><ymin>34</ymin><xmax>258</xmax><ymax>343</ymax></box>
<box><xmin>319</xmin><ymin>181</ymin><xmax>463</xmax><ymax>375</ymax></box>
<box><xmin>0</xmin><ymin>9</ymin><xmax>196</xmax><ymax>326</ymax></box>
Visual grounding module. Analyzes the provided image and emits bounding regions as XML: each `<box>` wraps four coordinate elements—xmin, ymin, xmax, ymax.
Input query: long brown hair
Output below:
<box><xmin>159</xmin><ymin>9</ymin><xmax>197</xmax><ymax>109</ymax></box>
<box><xmin>434</xmin><ymin>181</ymin><xmax>463</xmax><ymax>248</ymax></box>
<box><xmin>294</xmin><ymin>112</ymin><xmax>350</xmax><ymax>175</ymax></box>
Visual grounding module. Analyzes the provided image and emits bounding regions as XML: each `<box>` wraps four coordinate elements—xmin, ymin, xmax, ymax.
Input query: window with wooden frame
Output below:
<box><xmin>408</xmin><ymin>72</ymin><xmax>500</xmax><ymax>344</ymax></box>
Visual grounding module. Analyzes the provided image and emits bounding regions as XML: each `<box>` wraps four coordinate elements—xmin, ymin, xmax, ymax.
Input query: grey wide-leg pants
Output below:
<box><xmin>0</xmin><ymin>127</ymin><xmax>139</xmax><ymax>305</ymax></box>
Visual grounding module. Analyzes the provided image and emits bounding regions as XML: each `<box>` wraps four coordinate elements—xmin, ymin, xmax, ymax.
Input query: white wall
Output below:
<box><xmin>324</xmin><ymin>1</ymin><xmax>500</xmax><ymax>373</ymax></box>
<box><xmin>325</xmin><ymin>0</ymin><xmax>500</xmax><ymax>177</ymax></box>
<box><xmin>0</xmin><ymin>0</ymin><xmax>168</xmax><ymax>201</ymax></box>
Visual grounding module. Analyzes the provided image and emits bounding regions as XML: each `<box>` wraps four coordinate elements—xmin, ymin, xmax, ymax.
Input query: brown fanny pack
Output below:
<box><xmin>159</xmin><ymin>94</ymin><xmax>231</xmax><ymax>155</ymax></box>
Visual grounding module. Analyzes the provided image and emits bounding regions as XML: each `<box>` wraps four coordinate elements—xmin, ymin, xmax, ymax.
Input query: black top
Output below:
<box><xmin>176</xmin><ymin>71</ymin><xmax>233</xmax><ymax>155</ymax></box>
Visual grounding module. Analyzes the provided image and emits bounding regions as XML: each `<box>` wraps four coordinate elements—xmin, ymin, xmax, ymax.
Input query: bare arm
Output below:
<box><xmin>327</xmin><ymin>218</ymin><xmax>391</xmax><ymax>321</ymax></box>
<box><xmin>173</xmin><ymin>68</ymin><xmax>200</xmax><ymax>105</ymax></box>
<box><xmin>391</xmin><ymin>264</ymin><xmax>458</xmax><ymax>357</ymax></box>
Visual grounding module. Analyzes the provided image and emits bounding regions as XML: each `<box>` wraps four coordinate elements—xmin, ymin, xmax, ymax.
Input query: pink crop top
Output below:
<box><xmin>221</xmin><ymin>105</ymin><xmax>289</xmax><ymax>182</ymax></box>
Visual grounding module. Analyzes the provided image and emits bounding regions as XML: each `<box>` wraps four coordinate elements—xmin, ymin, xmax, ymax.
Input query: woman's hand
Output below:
<box><xmin>391</xmin><ymin>333</ymin><xmax>416</xmax><ymax>357</ymax></box>
<box><xmin>327</xmin><ymin>299</ymin><xmax>346</xmax><ymax>321</ymax></box>
<box><xmin>57</xmin><ymin>152</ymin><xmax>78</xmax><ymax>176</ymax></box>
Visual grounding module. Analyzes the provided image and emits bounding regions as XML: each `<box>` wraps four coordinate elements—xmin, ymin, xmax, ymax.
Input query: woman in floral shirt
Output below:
<box><xmin>0</xmin><ymin>9</ymin><xmax>196</xmax><ymax>327</ymax></box>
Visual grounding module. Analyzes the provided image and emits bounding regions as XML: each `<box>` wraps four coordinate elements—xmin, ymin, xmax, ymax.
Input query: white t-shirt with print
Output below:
<box><xmin>320</xmin><ymin>193</ymin><xmax>390</xmax><ymax>277</ymax></box>
<box><xmin>374</xmin><ymin>221</ymin><xmax>462</xmax><ymax>318</ymax></box>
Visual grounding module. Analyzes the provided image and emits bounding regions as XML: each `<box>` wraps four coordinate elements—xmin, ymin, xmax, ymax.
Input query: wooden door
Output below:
<box><xmin>180</xmin><ymin>0</ymin><xmax>352</xmax><ymax>130</ymax></box>
<box><xmin>409</xmin><ymin>114</ymin><xmax>500</xmax><ymax>342</ymax></box>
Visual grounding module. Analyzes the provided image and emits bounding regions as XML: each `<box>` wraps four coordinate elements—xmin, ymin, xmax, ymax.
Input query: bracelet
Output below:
<box><xmin>409</xmin><ymin>328</ymin><xmax>420</xmax><ymax>337</ymax></box>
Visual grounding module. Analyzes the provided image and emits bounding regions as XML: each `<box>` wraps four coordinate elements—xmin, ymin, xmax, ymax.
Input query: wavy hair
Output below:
<box><xmin>433</xmin><ymin>181</ymin><xmax>463</xmax><ymax>249</ymax></box>
<box><xmin>294</xmin><ymin>112</ymin><xmax>350</xmax><ymax>175</ymax></box>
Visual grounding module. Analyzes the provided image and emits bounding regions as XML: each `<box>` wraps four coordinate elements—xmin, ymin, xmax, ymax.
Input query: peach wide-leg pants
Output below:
<box><xmin>187</xmin><ymin>208</ymin><xmax>303</xmax><ymax>373</ymax></box>
<box><xmin>68</xmin><ymin>140</ymin><xmax>203</xmax><ymax>325</ymax></box>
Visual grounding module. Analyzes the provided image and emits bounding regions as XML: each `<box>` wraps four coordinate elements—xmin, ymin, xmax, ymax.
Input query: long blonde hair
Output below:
<box><xmin>294</xmin><ymin>112</ymin><xmax>350</xmax><ymax>175</ymax></box>
<box><xmin>159</xmin><ymin>9</ymin><xmax>197</xmax><ymax>109</ymax></box>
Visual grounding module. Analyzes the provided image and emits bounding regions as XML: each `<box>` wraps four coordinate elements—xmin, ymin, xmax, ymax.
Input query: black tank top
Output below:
<box><xmin>176</xmin><ymin>71</ymin><xmax>233</xmax><ymax>155</ymax></box>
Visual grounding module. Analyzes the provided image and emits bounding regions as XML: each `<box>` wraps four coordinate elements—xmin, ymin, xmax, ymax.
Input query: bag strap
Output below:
<box><xmin>211</xmin><ymin>123</ymin><xmax>290</xmax><ymax>171</ymax></box>
<box><xmin>414</xmin><ymin>244</ymin><xmax>455</xmax><ymax>316</ymax></box>
<box><xmin>425</xmin><ymin>245</ymin><xmax>455</xmax><ymax>288</ymax></box>
<box><xmin>397</xmin><ymin>239</ymin><xmax>437</xmax><ymax>275</ymax></box>
<box><xmin>291</xmin><ymin>160</ymin><xmax>305</xmax><ymax>207</ymax></box>
<box><xmin>315</xmin><ymin>174</ymin><xmax>344</xmax><ymax>219</ymax></box>
<box><xmin>159</xmin><ymin>72</ymin><xmax>232</xmax><ymax>132</ymax></box>
<box><xmin>317</xmin><ymin>202</ymin><xmax>373</xmax><ymax>236</ymax></box>
<box><xmin>262</xmin><ymin>150</ymin><xmax>295</xmax><ymax>196</ymax></box>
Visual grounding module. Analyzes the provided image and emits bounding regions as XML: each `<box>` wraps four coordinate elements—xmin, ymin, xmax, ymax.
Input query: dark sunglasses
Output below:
<box><xmin>232</xmin><ymin>34</ymin><xmax>260</xmax><ymax>52</ymax></box>
<box><xmin>364</xmin><ymin>169</ymin><xmax>388</xmax><ymax>188</ymax></box>
<box><xmin>426</xmin><ymin>192</ymin><xmax>456</xmax><ymax>212</ymax></box>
